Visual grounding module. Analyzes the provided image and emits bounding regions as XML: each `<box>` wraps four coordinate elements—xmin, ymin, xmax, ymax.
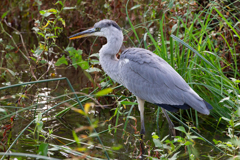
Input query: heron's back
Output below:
<box><xmin>118</xmin><ymin>48</ymin><xmax>212</xmax><ymax>115</ymax></box>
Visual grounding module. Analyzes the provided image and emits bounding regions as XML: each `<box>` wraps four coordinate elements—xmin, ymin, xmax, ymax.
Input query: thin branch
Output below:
<box><xmin>1</xmin><ymin>21</ymin><xmax>37</xmax><ymax>80</ymax></box>
<box><xmin>0</xmin><ymin>22</ymin><xmax>28</xmax><ymax>61</ymax></box>
<box><xmin>67</xmin><ymin>91</ymin><xmax>104</xmax><ymax>109</ymax></box>
<box><xmin>4</xmin><ymin>20</ymin><xmax>29</xmax><ymax>56</ymax></box>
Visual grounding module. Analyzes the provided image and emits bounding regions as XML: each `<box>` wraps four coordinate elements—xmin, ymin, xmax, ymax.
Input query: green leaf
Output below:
<box><xmin>5</xmin><ymin>53</ymin><xmax>10</xmax><ymax>58</ymax></box>
<box><xmin>226</xmin><ymin>143</ymin><xmax>233</xmax><ymax>147</ymax></box>
<box><xmin>130</xmin><ymin>4</ymin><xmax>141</xmax><ymax>10</ymax></box>
<box><xmin>63</xmin><ymin>6</ymin><xmax>76</xmax><ymax>10</ymax></box>
<box><xmin>38</xmin><ymin>143</ymin><xmax>48</xmax><ymax>156</ymax></box>
<box><xmin>235</xmin><ymin>80</ymin><xmax>240</xmax><ymax>84</ymax></box>
<box><xmin>66</xmin><ymin>47</ymin><xmax>82</xmax><ymax>56</ymax></box>
<box><xmin>89</xmin><ymin>53</ymin><xmax>99</xmax><ymax>58</ymax></box>
<box><xmin>85</xmin><ymin>67</ymin><xmax>102</xmax><ymax>73</ymax></box>
<box><xmin>168</xmin><ymin>0</ymin><xmax>174</xmax><ymax>9</ymax></box>
<box><xmin>35</xmin><ymin>0</ymin><xmax>42</xmax><ymax>5</ymax></box>
<box><xmin>66</xmin><ymin>47</ymin><xmax>83</xmax><ymax>69</ymax></box>
<box><xmin>40</xmin><ymin>60</ymin><xmax>47</xmax><ymax>64</ymax></box>
<box><xmin>234</xmin><ymin>123</ymin><xmax>240</xmax><ymax>127</ymax></box>
<box><xmin>58</xmin><ymin>18</ymin><xmax>65</xmax><ymax>27</ymax></box>
<box><xmin>120</xmin><ymin>101</ymin><xmax>138</xmax><ymax>105</ymax></box>
<box><xmin>37</xmin><ymin>32</ymin><xmax>45</xmax><ymax>38</ymax></box>
<box><xmin>32</xmin><ymin>27</ymin><xmax>40</xmax><ymax>32</ymax></box>
<box><xmin>45</xmin><ymin>33</ymin><xmax>57</xmax><ymax>39</ymax></box>
<box><xmin>35</xmin><ymin>20</ymin><xmax>40</xmax><ymax>25</ymax></box>
<box><xmin>45</xmin><ymin>33</ymin><xmax>55</xmax><ymax>37</ymax></box>
<box><xmin>174</xmin><ymin>126</ymin><xmax>186</xmax><ymax>133</ymax></box>
<box><xmin>76</xmin><ymin>49</ymin><xmax>83</xmax><ymax>55</ymax></box>
<box><xmin>37</xmin><ymin>113</ymin><xmax>42</xmax><ymax>122</ymax></box>
<box><xmin>72</xmin><ymin>130</ymin><xmax>80</xmax><ymax>144</ymax></box>
<box><xmin>0</xmin><ymin>108</ymin><xmax>7</xmax><ymax>115</ymax></box>
<box><xmin>169</xmin><ymin>151</ymin><xmax>180</xmax><ymax>160</ymax></box>
<box><xmin>55</xmin><ymin>1</ymin><xmax>63</xmax><ymax>6</ymax></box>
<box><xmin>188</xmin><ymin>135</ymin><xmax>199</xmax><ymax>139</ymax></box>
<box><xmin>65</xmin><ymin>46</ymin><xmax>76</xmax><ymax>52</ymax></box>
<box><xmin>111</xmin><ymin>144</ymin><xmax>122</xmax><ymax>150</ymax></box>
<box><xmin>6</xmin><ymin>68</ymin><xmax>15</xmax><ymax>76</ymax></box>
<box><xmin>39</xmin><ymin>10</ymin><xmax>52</xmax><ymax>17</ymax></box>
<box><xmin>213</xmin><ymin>139</ymin><xmax>220</xmax><ymax>144</ymax></box>
<box><xmin>34</xmin><ymin>47</ymin><xmax>44</xmax><ymax>56</ymax></box>
<box><xmin>55</xmin><ymin>55</ymin><xmax>68</xmax><ymax>66</ymax></box>
<box><xmin>221</xmin><ymin>116</ymin><xmax>230</xmax><ymax>122</ymax></box>
<box><xmin>89</xmin><ymin>60</ymin><xmax>99</xmax><ymax>65</ymax></box>
<box><xmin>5</xmin><ymin>45</ymin><xmax>14</xmax><ymax>50</ymax></box>
<box><xmin>89</xmin><ymin>133</ymin><xmax>99</xmax><ymax>137</ymax></box>
<box><xmin>47</xmin><ymin>8</ymin><xmax>58</xmax><ymax>14</ymax></box>
<box><xmin>37</xmin><ymin>121</ymin><xmax>43</xmax><ymax>131</ymax></box>
<box><xmin>161</xmin><ymin>135</ymin><xmax>169</xmax><ymax>142</ymax></box>
<box><xmin>0</xmin><ymin>67</ymin><xmax>15</xmax><ymax>77</ymax></box>
<box><xmin>152</xmin><ymin>134</ymin><xmax>159</xmax><ymax>139</ymax></box>
<box><xmin>72</xmin><ymin>60</ymin><xmax>78</xmax><ymax>69</ymax></box>
<box><xmin>171</xmin><ymin>23</ymin><xmax>178</xmax><ymax>34</ymax></box>
<box><xmin>219</xmin><ymin>97</ymin><xmax>230</xmax><ymax>103</ymax></box>
<box><xmin>2</xmin><ymin>11</ymin><xmax>9</xmax><ymax>19</ymax></box>
<box><xmin>153</xmin><ymin>138</ymin><xmax>162</xmax><ymax>148</ymax></box>
<box><xmin>78</xmin><ymin>61</ymin><xmax>89</xmax><ymax>70</ymax></box>
<box><xmin>95</xmin><ymin>88</ymin><xmax>113</xmax><ymax>97</ymax></box>
<box><xmin>104</xmin><ymin>3</ymin><xmax>109</xmax><ymax>8</ymax></box>
<box><xmin>184</xmin><ymin>141</ymin><xmax>193</xmax><ymax>146</ymax></box>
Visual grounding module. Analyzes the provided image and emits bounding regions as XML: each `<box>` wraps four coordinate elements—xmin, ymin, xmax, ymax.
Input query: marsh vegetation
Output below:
<box><xmin>0</xmin><ymin>0</ymin><xmax>240</xmax><ymax>159</ymax></box>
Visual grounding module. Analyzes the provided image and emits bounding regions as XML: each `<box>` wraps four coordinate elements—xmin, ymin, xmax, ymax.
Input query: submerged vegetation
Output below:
<box><xmin>0</xmin><ymin>0</ymin><xmax>240</xmax><ymax>159</ymax></box>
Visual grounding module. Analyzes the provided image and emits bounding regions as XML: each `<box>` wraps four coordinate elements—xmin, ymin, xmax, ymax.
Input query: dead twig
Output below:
<box><xmin>66</xmin><ymin>91</ymin><xmax>104</xmax><ymax>109</ymax></box>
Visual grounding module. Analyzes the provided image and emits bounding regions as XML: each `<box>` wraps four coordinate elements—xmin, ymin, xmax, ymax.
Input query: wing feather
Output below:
<box><xmin>119</xmin><ymin>48</ymin><xmax>210</xmax><ymax>114</ymax></box>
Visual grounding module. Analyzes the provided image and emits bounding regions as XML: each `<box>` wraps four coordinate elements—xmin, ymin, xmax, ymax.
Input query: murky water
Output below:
<box><xmin>1</xmin><ymin>80</ymin><xmax>218</xmax><ymax>159</ymax></box>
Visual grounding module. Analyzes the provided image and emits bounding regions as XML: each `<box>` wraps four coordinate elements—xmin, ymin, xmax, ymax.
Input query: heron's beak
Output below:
<box><xmin>68</xmin><ymin>28</ymin><xmax>96</xmax><ymax>40</ymax></box>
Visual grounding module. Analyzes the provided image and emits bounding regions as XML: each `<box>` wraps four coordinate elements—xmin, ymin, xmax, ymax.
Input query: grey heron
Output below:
<box><xmin>69</xmin><ymin>19</ymin><xmax>212</xmax><ymax>155</ymax></box>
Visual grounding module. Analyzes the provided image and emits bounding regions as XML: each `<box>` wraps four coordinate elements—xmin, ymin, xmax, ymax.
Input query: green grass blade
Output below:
<box><xmin>125</xmin><ymin>0</ymin><xmax>140</xmax><ymax>43</ymax></box>
<box><xmin>123</xmin><ymin>104</ymin><xmax>135</xmax><ymax>136</ymax></box>
<box><xmin>170</xmin><ymin>35</ymin><xmax>216</xmax><ymax>70</ymax></box>
<box><xmin>170</xmin><ymin>36</ymin><xmax>174</xmax><ymax>67</ymax></box>
<box><xmin>159</xmin><ymin>17</ymin><xmax>167</xmax><ymax>60</ymax></box>
<box><xmin>156</xmin><ymin>107</ymin><xmax>161</xmax><ymax>137</ymax></box>
<box><xmin>166</xmin><ymin>111</ymin><xmax>225</xmax><ymax>154</ymax></box>
<box><xmin>213</xmin><ymin>7</ymin><xmax>240</xmax><ymax>40</ymax></box>
<box><xmin>0</xmin><ymin>77</ymin><xmax>110</xmax><ymax>159</ymax></box>
<box><xmin>1</xmin><ymin>120</ymin><xmax>35</xmax><ymax>160</ymax></box>
<box><xmin>65</xmin><ymin>78</ymin><xmax>110</xmax><ymax>159</ymax></box>
<box><xmin>0</xmin><ymin>152</ymin><xmax>60</xmax><ymax>160</ymax></box>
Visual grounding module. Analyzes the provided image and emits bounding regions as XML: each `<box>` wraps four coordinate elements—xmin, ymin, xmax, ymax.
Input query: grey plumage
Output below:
<box><xmin>94</xmin><ymin>19</ymin><xmax>122</xmax><ymax>31</ymax></box>
<box><xmin>120</xmin><ymin>48</ymin><xmax>210</xmax><ymax>115</ymax></box>
<box><xmin>69</xmin><ymin>19</ymin><xmax>213</xmax><ymax>145</ymax></box>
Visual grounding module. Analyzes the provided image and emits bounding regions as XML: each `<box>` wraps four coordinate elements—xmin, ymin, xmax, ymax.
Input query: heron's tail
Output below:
<box><xmin>156</xmin><ymin>103</ymin><xmax>191</xmax><ymax>112</ymax></box>
<box><xmin>156</xmin><ymin>100</ymin><xmax>213</xmax><ymax>115</ymax></box>
<box><xmin>204</xmin><ymin>100</ymin><xmax>213</xmax><ymax>110</ymax></box>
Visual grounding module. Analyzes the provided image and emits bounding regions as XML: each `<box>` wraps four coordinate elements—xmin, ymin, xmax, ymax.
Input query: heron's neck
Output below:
<box><xmin>99</xmin><ymin>35</ymin><xmax>123</xmax><ymax>83</ymax></box>
<box><xmin>99</xmin><ymin>34</ymin><xmax>123</xmax><ymax>55</ymax></box>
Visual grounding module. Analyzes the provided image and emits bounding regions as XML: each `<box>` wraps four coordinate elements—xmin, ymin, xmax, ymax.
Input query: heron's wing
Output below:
<box><xmin>119</xmin><ymin>48</ymin><xmax>210</xmax><ymax>114</ymax></box>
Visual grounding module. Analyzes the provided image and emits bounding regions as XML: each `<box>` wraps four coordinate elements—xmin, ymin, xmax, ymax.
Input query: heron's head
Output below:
<box><xmin>68</xmin><ymin>19</ymin><xmax>122</xmax><ymax>40</ymax></box>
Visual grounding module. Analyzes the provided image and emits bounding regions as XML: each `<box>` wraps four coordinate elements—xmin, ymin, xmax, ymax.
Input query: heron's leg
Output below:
<box><xmin>162</xmin><ymin>109</ymin><xmax>176</xmax><ymax>137</ymax></box>
<box><xmin>136</xmin><ymin>97</ymin><xmax>145</xmax><ymax>135</ymax></box>
<box><xmin>136</xmin><ymin>97</ymin><xmax>145</xmax><ymax>157</ymax></box>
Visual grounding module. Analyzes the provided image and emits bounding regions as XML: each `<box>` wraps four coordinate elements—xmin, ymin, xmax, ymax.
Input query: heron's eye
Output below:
<box><xmin>95</xmin><ymin>28</ymin><xmax>101</xmax><ymax>31</ymax></box>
